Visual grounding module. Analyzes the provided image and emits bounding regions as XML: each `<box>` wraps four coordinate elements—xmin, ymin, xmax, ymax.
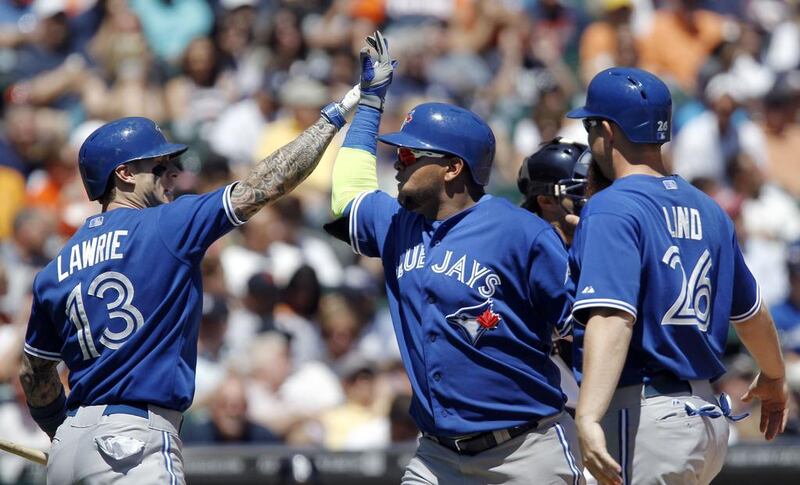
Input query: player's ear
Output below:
<box><xmin>113</xmin><ymin>163</ymin><xmax>137</xmax><ymax>186</ymax></box>
<box><xmin>443</xmin><ymin>158</ymin><xmax>465</xmax><ymax>183</ymax></box>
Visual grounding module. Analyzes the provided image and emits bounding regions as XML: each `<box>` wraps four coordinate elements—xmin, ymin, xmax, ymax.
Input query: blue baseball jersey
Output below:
<box><xmin>346</xmin><ymin>191</ymin><xmax>573</xmax><ymax>436</ymax></box>
<box><xmin>569</xmin><ymin>175</ymin><xmax>760</xmax><ymax>385</ymax></box>
<box><xmin>24</xmin><ymin>184</ymin><xmax>244</xmax><ymax>412</ymax></box>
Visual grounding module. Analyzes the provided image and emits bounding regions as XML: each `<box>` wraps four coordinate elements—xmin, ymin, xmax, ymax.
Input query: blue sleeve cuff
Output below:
<box><xmin>343</xmin><ymin>105</ymin><xmax>381</xmax><ymax>154</ymax></box>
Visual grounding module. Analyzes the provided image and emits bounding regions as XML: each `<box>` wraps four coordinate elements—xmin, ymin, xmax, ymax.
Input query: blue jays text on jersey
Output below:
<box><xmin>346</xmin><ymin>190</ymin><xmax>573</xmax><ymax>436</ymax></box>
<box><xmin>569</xmin><ymin>175</ymin><xmax>760</xmax><ymax>386</ymax></box>
<box><xmin>24</xmin><ymin>184</ymin><xmax>244</xmax><ymax>412</ymax></box>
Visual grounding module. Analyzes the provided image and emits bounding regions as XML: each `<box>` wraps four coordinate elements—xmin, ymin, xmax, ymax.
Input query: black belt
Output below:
<box><xmin>643</xmin><ymin>373</ymin><xmax>692</xmax><ymax>398</ymax></box>
<box><xmin>66</xmin><ymin>403</ymin><xmax>149</xmax><ymax>419</ymax></box>
<box><xmin>426</xmin><ymin>419</ymin><xmax>542</xmax><ymax>456</ymax></box>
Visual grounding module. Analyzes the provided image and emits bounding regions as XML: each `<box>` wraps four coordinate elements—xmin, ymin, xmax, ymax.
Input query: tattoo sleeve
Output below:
<box><xmin>20</xmin><ymin>353</ymin><xmax>63</xmax><ymax>407</ymax></box>
<box><xmin>230</xmin><ymin>118</ymin><xmax>338</xmax><ymax>221</ymax></box>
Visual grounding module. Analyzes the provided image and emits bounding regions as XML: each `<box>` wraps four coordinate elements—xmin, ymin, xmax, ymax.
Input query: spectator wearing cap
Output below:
<box><xmin>318</xmin><ymin>354</ymin><xmax>389</xmax><ymax>450</ymax></box>
<box><xmin>253</xmin><ymin>76</ymin><xmax>341</xmax><ymax>218</ymax></box>
<box><xmin>671</xmin><ymin>73</ymin><xmax>767</xmax><ymax>184</ymax></box>
<box><xmin>771</xmin><ymin>242</ymin><xmax>800</xmax><ymax>359</ymax></box>
<box><xmin>182</xmin><ymin>372</ymin><xmax>281</xmax><ymax>445</ymax></box>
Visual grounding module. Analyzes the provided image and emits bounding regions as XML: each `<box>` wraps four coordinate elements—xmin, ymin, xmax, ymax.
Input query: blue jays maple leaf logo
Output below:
<box><xmin>445</xmin><ymin>299</ymin><xmax>502</xmax><ymax>345</ymax></box>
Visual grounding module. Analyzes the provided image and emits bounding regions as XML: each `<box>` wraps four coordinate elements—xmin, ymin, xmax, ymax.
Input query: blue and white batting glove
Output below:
<box><xmin>359</xmin><ymin>30</ymin><xmax>398</xmax><ymax>112</ymax></box>
<box><xmin>321</xmin><ymin>84</ymin><xmax>361</xmax><ymax>129</ymax></box>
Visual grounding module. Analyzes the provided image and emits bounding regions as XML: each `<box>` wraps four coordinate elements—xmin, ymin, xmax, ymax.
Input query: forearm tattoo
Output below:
<box><xmin>20</xmin><ymin>353</ymin><xmax>63</xmax><ymax>407</ymax></box>
<box><xmin>230</xmin><ymin>118</ymin><xmax>337</xmax><ymax>221</ymax></box>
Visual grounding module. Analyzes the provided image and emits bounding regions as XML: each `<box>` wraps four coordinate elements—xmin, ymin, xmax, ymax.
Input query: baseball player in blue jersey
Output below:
<box><xmin>17</xmin><ymin>64</ymin><xmax>368</xmax><ymax>482</ymax></box>
<box><xmin>565</xmin><ymin>67</ymin><xmax>789</xmax><ymax>485</ymax></box>
<box><xmin>324</xmin><ymin>33</ymin><xmax>583</xmax><ymax>484</ymax></box>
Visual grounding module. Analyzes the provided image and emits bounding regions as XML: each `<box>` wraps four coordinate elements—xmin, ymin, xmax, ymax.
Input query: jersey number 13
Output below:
<box><xmin>661</xmin><ymin>246</ymin><xmax>712</xmax><ymax>331</ymax></box>
<box><xmin>66</xmin><ymin>271</ymin><xmax>144</xmax><ymax>360</ymax></box>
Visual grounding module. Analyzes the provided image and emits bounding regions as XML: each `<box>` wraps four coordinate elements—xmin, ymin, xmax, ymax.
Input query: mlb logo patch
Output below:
<box><xmin>662</xmin><ymin>180</ymin><xmax>678</xmax><ymax>190</ymax></box>
<box><xmin>88</xmin><ymin>216</ymin><xmax>104</xmax><ymax>228</ymax></box>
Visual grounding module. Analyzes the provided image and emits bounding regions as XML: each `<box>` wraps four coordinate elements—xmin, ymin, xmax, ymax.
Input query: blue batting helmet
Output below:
<box><xmin>378</xmin><ymin>102</ymin><xmax>496</xmax><ymax>185</ymax></box>
<box><xmin>78</xmin><ymin>117</ymin><xmax>188</xmax><ymax>200</ymax></box>
<box><xmin>567</xmin><ymin>67</ymin><xmax>672</xmax><ymax>144</ymax></box>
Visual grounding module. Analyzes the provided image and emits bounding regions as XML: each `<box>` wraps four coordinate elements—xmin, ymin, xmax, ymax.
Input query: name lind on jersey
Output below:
<box><xmin>662</xmin><ymin>206</ymin><xmax>702</xmax><ymax>240</ymax></box>
<box><xmin>57</xmin><ymin>230</ymin><xmax>128</xmax><ymax>282</ymax></box>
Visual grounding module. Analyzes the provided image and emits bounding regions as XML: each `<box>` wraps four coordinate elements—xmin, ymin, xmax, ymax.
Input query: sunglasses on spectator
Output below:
<box><xmin>397</xmin><ymin>148</ymin><xmax>447</xmax><ymax>167</ymax></box>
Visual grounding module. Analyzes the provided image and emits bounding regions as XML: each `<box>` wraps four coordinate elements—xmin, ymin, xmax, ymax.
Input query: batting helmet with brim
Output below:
<box><xmin>378</xmin><ymin>102</ymin><xmax>496</xmax><ymax>186</ymax></box>
<box><xmin>567</xmin><ymin>67</ymin><xmax>672</xmax><ymax>144</ymax></box>
<box><xmin>79</xmin><ymin>117</ymin><xmax>188</xmax><ymax>201</ymax></box>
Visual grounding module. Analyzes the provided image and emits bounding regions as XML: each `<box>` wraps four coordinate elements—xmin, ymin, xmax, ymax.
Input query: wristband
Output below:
<box><xmin>321</xmin><ymin>103</ymin><xmax>347</xmax><ymax>129</ymax></box>
<box><xmin>28</xmin><ymin>388</ymin><xmax>67</xmax><ymax>437</ymax></box>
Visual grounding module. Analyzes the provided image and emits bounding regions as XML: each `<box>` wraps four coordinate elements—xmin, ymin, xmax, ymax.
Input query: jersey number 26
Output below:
<box><xmin>661</xmin><ymin>246</ymin><xmax>712</xmax><ymax>331</ymax></box>
<box><xmin>66</xmin><ymin>271</ymin><xmax>144</xmax><ymax>360</ymax></box>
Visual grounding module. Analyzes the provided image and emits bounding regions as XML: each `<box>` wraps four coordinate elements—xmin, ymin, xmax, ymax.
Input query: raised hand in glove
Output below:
<box><xmin>359</xmin><ymin>30</ymin><xmax>398</xmax><ymax>112</ymax></box>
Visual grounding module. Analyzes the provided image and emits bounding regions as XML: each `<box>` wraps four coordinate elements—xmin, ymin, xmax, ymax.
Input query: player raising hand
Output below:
<box><xmin>19</xmin><ymin>52</ymin><xmax>364</xmax><ymax>485</ymax></box>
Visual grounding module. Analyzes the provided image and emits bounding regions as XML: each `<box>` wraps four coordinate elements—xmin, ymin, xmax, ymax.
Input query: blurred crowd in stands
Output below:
<box><xmin>0</xmin><ymin>0</ymin><xmax>799</xmax><ymax>481</ymax></box>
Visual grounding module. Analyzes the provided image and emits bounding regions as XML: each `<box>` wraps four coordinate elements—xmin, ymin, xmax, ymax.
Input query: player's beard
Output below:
<box><xmin>397</xmin><ymin>183</ymin><xmax>438</xmax><ymax>213</ymax></box>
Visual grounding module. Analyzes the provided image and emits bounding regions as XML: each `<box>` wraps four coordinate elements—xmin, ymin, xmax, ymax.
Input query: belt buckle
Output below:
<box><xmin>452</xmin><ymin>436</ymin><xmax>470</xmax><ymax>453</ymax></box>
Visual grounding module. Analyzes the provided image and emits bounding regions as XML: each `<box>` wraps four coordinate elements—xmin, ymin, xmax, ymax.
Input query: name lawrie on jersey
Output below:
<box><xmin>57</xmin><ymin>230</ymin><xmax>128</xmax><ymax>282</ymax></box>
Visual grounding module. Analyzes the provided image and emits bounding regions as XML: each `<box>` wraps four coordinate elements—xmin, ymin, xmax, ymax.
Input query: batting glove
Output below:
<box><xmin>321</xmin><ymin>84</ymin><xmax>361</xmax><ymax>129</ymax></box>
<box><xmin>359</xmin><ymin>30</ymin><xmax>398</xmax><ymax>112</ymax></box>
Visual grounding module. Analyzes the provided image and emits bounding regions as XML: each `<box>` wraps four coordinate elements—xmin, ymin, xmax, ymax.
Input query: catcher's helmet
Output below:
<box><xmin>567</xmin><ymin>67</ymin><xmax>672</xmax><ymax>144</ymax></box>
<box><xmin>79</xmin><ymin>117</ymin><xmax>188</xmax><ymax>201</ymax></box>
<box><xmin>518</xmin><ymin>137</ymin><xmax>590</xmax><ymax>215</ymax></box>
<box><xmin>517</xmin><ymin>137</ymin><xmax>588</xmax><ymax>198</ymax></box>
<box><xmin>378</xmin><ymin>102</ymin><xmax>496</xmax><ymax>185</ymax></box>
